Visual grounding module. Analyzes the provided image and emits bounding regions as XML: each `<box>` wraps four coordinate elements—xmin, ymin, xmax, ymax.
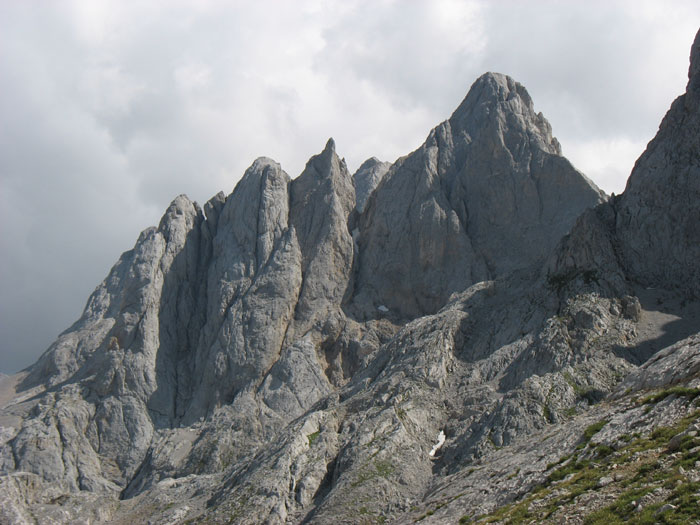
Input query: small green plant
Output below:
<box><xmin>507</xmin><ymin>468</ymin><xmax>521</xmax><ymax>480</ymax></box>
<box><xmin>543</xmin><ymin>404</ymin><xmax>552</xmax><ymax>422</ymax></box>
<box><xmin>547</xmin><ymin>459</ymin><xmax>589</xmax><ymax>483</ymax></box>
<box><xmin>564</xmin><ymin>406</ymin><xmax>577</xmax><ymax>418</ymax></box>
<box><xmin>396</xmin><ymin>406</ymin><xmax>407</xmax><ymax>422</ymax></box>
<box><xmin>639</xmin><ymin>386</ymin><xmax>700</xmax><ymax>405</ymax></box>
<box><xmin>594</xmin><ymin>444</ymin><xmax>614</xmax><ymax>458</ymax></box>
<box><xmin>307</xmin><ymin>430</ymin><xmax>321</xmax><ymax>446</ymax></box>
<box><xmin>582</xmin><ymin>419</ymin><xmax>608</xmax><ymax>442</ymax></box>
<box><xmin>351</xmin><ymin>458</ymin><xmax>395</xmax><ymax>487</ymax></box>
<box><xmin>375</xmin><ymin>459</ymin><xmax>394</xmax><ymax>478</ymax></box>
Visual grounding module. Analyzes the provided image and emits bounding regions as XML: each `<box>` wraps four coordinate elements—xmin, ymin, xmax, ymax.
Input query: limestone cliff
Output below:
<box><xmin>353</xmin><ymin>72</ymin><xmax>605</xmax><ymax>319</ymax></box>
<box><xmin>1</xmin><ymin>29</ymin><xmax>699</xmax><ymax>525</ymax></box>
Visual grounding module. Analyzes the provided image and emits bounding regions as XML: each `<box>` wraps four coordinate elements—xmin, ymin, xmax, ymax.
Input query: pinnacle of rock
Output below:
<box><xmin>449</xmin><ymin>71</ymin><xmax>562</xmax><ymax>156</ymax></box>
<box><xmin>353</xmin><ymin>71</ymin><xmax>604</xmax><ymax>319</ymax></box>
<box><xmin>353</xmin><ymin>157</ymin><xmax>391</xmax><ymax>213</ymax></box>
<box><xmin>613</xmin><ymin>26</ymin><xmax>700</xmax><ymax>296</ymax></box>
<box><xmin>3</xmin><ymin>37</ymin><xmax>700</xmax><ymax>525</ymax></box>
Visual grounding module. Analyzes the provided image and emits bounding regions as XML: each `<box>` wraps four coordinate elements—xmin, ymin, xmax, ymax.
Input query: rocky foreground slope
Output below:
<box><xmin>1</xmin><ymin>29</ymin><xmax>699</xmax><ymax>525</ymax></box>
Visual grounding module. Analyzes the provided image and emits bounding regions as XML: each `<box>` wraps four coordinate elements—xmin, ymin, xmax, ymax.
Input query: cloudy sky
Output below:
<box><xmin>1</xmin><ymin>1</ymin><xmax>698</xmax><ymax>374</ymax></box>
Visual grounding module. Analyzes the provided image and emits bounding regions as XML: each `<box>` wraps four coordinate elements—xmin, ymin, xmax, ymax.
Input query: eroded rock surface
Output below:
<box><xmin>353</xmin><ymin>157</ymin><xmax>391</xmax><ymax>214</ymax></box>
<box><xmin>614</xmin><ymin>31</ymin><xmax>700</xmax><ymax>297</ymax></box>
<box><xmin>353</xmin><ymin>72</ymin><xmax>605</xmax><ymax>319</ymax></box>
<box><xmin>1</xmin><ymin>28</ymin><xmax>699</xmax><ymax>525</ymax></box>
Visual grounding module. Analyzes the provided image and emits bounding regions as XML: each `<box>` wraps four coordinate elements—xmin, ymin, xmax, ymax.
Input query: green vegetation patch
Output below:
<box><xmin>470</xmin><ymin>409</ymin><xmax>700</xmax><ymax>524</ymax></box>
<box><xmin>583</xmin><ymin>486</ymin><xmax>654</xmax><ymax>524</ymax></box>
<box><xmin>639</xmin><ymin>387</ymin><xmax>700</xmax><ymax>405</ymax></box>
<box><xmin>375</xmin><ymin>459</ymin><xmax>395</xmax><ymax>478</ymax></box>
<box><xmin>351</xmin><ymin>458</ymin><xmax>396</xmax><ymax>488</ymax></box>
<box><xmin>579</xmin><ymin>419</ymin><xmax>608</xmax><ymax>448</ymax></box>
<box><xmin>307</xmin><ymin>430</ymin><xmax>321</xmax><ymax>446</ymax></box>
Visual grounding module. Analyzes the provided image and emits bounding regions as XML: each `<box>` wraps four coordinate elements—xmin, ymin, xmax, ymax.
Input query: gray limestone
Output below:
<box><xmin>614</xmin><ymin>29</ymin><xmax>700</xmax><ymax>297</ymax></box>
<box><xmin>353</xmin><ymin>72</ymin><xmax>605</xmax><ymax>319</ymax></box>
<box><xmin>353</xmin><ymin>157</ymin><xmax>391</xmax><ymax>214</ymax></box>
<box><xmin>1</xmin><ymin>29</ymin><xmax>699</xmax><ymax>525</ymax></box>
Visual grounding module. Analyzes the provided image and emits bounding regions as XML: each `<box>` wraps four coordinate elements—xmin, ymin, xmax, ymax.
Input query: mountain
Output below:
<box><xmin>1</xmin><ymin>29</ymin><xmax>699</xmax><ymax>525</ymax></box>
<box><xmin>353</xmin><ymin>72</ymin><xmax>604</xmax><ymax>319</ymax></box>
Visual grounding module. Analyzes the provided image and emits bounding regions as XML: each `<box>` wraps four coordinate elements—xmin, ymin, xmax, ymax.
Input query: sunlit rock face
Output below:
<box><xmin>2</xmin><ymin>29</ymin><xmax>700</xmax><ymax>525</ymax></box>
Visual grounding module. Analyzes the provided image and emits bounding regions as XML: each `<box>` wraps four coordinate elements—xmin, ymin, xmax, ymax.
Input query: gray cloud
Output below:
<box><xmin>1</xmin><ymin>0</ymin><xmax>698</xmax><ymax>373</ymax></box>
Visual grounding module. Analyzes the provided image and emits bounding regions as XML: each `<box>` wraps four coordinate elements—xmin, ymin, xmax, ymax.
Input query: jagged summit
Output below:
<box><xmin>352</xmin><ymin>157</ymin><xmax>391</xmax><ymax>213</ymax></box>
<box><xmin>450</xmin><ymin>71</ymin><xmax>562</xmax><ymax>156</ymax></box>
<box><xmin>356</xmin><ymin>156</ymin><xmax>382</xmax><ymax>170</ymax></box>
<box><xmin>688</xmin><ymin>27</ymin><xmax>700</xmax><ymax>98</ymax></box>
<box><xmin>613</xmin><ymin>27</ymin><xmax>700</xmax><ymax>296</ymax></box>
<box><xmin>352</xmin><ymin>71</ymin><xmax>604</xmax><ymax>318</ymax></box>
<box><xmin>323</xmin><ymin>136</ymin><xmax>336</xmax><ymax>153</ymax></box>
<box><xmin>2</xmin><ymin>35</ymin><xmax>700</xmax><ymax>524</ymax></box>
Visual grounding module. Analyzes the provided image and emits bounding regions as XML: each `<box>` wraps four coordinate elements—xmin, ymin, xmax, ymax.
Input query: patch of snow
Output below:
<box><xmin>429</xmin><ymin>430</ymin><xmax>445</xmax><ymax>457</ymax></box>
<box><xmin>377</xmin><ymin>305</ymin><xmax>389</xmax><ymax>313</ymax></box>
<box><xmin>157</xmin><ymin>477</ymin><xmax>176</xmax><ymax>488</ymax></box>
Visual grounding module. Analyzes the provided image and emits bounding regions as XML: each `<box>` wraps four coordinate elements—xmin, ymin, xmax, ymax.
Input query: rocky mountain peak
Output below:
<box><xmin>449</xmin><ymin>71</ymin><xmax>561</xmax><ymax>156</ymax></box>
<box><xmin>356</xmin><ymin>156</ymin><xmax>382</xmax><ymax>171</ymax></box>
<box><xmin>323</xmin><ymin>136</ymin><xmax>336</xmax><ymax>154</ymax></box>
<box><xmin>3</xmin><ymin>35</ymin><xmax>700</xmax><ymax>525</ymax></box>
<box><xmin>352</xmin><ymin>72</ymin><xmax>604</xmax><ymax>318</ymax></box>
<box><xmin>613</xmin><ymin>27</ymin><xmax>700</xmax><ymax>296</ymax></box>
<box><xmin>290</xmin><ymin>139</ymin><xmax>354</xmax><ymax>221</ymax></box>
<box><xmin>293</xmin><ymin>138</ymin><xmax>350</xmax><ymax>193</ymax></box>
<box><xmin>157</xmin><ymin>194</ymin><xmax>201</xmax><ymax>242</ymax></box>
<box><xmin>353</xmin><ymin>156</ymin><xmax>391</xmax><ymax>213</ymax></box>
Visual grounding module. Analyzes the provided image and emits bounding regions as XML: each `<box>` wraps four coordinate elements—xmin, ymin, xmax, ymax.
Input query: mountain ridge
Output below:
<box><xmin>1</xmin><ymin>28</ymin><xmax>699</xmax><ymax>525</ymax></box>
<box><xmin>353</xmin><ymin>71</ymin><xmax>605</xmax><ymax>319</ymax></box>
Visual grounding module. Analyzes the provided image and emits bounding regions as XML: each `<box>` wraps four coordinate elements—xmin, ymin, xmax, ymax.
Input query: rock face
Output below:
<box><xmin>353</xmin><ymin>157</ymin><xmax>391</xmax><ymax>214</ymax></box>
<box><xmin>614</xmin><ymin>30</ymin><xmax>700</xmax><ymax>296</ymax></box>
<box><xmin>551</xmin><ymin>29</ymin><xmax>700</xmax><ymax>300</ymax></box>
<box><xmin>353</xmin><ymin>72</ymin><xmax>605</xmax><ymax>319</ymax></box>
<box><xmin>1</xmin><ymin>29</ymin><xmax>699</xmax><ymax>525</ymax></box>
<box><xmin>4</xmin><ymin>141</ymin><xmax>361</xmax><ymax>499</ymax></box>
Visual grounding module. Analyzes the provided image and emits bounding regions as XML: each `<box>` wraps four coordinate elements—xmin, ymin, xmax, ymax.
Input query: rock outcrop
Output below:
<box><xmin>614</xmin><ymin>30</ymin><xmax>700</xmax><ymax>296</ymax></box>
<box><xmin>551</xmin><ymin>28</ymin><xmax>700</xmax><ymax>300</ymax></box>
<box><xmin>352</xmin><ymin>72</ymin><xmax>605</xmax><ymax>319</ymax></box>
<box><xmin>353</xmin><ymin>157</ymin><xmax>391</xmax><ymax>214</ymax></box>
<box><xmin>1</xmin><ymin>28</ymin><xmax>699</xmax><ymax>525</ymax></box>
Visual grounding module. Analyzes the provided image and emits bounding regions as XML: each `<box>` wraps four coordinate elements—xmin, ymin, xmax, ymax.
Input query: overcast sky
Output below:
<box><xmin>1</xmin><ymin>1</ymin><xmax>698</xmax><ymax>374</ymax></box>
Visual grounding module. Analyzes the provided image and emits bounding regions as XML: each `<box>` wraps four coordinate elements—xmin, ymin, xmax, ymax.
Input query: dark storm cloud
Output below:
<box><xmin>0</xmin><ymin>0</ymin><xmax>699</xmax><ymax>373</ymax></box>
